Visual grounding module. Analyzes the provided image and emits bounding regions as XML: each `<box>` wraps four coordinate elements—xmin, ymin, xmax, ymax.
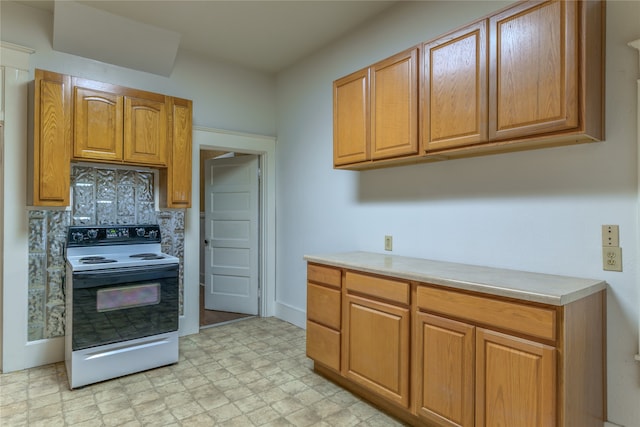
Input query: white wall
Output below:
<box><xmin>0</xmin><ymin>1</ymin><xmax>277</xmax><ymax>369</ymax></box>
<box><xmin>275</xmin><ymin>1</ymin><xmax>640</xmax><ymax>426</ymax></box>
<box><xmin>2</xmin><ymin>0</ymin><xmax>639</xmax><ymax>425</ymax></box>
<box><xmin>0</xmin><ymin>1</ymin><xmax>277</xmax><ymax>136</ymax></box>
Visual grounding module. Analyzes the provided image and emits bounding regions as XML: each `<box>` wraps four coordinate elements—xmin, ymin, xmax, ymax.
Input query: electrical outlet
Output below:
<box><xmin>602</xmin><ymin>247</ymin><xmax>622</xmax><ymax>272</ymax></box>
<box><xmin>384</xmin><ymin>235</ymin><xmax>393</xmax><ymax>251</ymax></box>
<box><xmin>602</xmin><ymin>225</ymin><xmax>620</xmax><ymax>247</ymax></box>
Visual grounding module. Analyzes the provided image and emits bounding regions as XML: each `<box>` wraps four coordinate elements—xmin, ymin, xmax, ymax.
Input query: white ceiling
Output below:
<box><xmin>14</xmin><ymin>0</ymin><xmax>397</xmax><ymax>74</ymax></box>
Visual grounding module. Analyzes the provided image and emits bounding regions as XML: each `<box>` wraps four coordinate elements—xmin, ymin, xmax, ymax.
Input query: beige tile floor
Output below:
<box><xmin>0</xmin><ymin>317</ymin><xmax>407</xmax><ymax>426</ymax></box>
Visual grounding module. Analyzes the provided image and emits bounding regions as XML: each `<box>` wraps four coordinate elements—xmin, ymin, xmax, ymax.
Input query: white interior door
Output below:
<box><xmin>204</xmin><ymin>154</ymin><xmax>259</xmax><ymax>314</ymax></box>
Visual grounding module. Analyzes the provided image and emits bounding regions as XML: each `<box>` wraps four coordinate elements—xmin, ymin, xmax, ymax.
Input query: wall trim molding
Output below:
<box><xmin>0</xmin><ymin>41</ymin><xmax>34</xmax><ymax>70</ymax></box>
<box><xmin>629</xmin><ymin>38</ymin><xmax>640</xmax><ymax>363</ymax></box>
<box><xmin>1</xmin><ymin>56</ymin><xmax>32</xmax><ymax>372</ymax></box>
<box><xmin>274</xmin><ymin>301</ymin><xmax>306</xmax><ymax>329</ymax></box>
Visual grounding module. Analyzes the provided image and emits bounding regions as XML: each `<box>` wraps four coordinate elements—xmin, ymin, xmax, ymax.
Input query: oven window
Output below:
<box><xmin>97</xmin><ymin>283</ymin><xmax>161</xmax><ymax>312</ymax></box>
<box><xmin>71</xmin><ymin>265</ymin><xmax>179</xmax><ymax>351</ymax></box>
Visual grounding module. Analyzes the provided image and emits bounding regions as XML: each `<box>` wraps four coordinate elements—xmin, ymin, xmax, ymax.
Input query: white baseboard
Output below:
<box><xmin>274</xmin><ymin>301</ymin><xmax>305</xmax><ymax>329</ymax></box>
<box><xmin>6</xmin><ymin>336</ymin><xmax>65</xmax><ymax>372</ymax></box>
<box><xmin>605</xmin><ymin>421</ymin><xmax>625</xmax><ymax>427</ymax></box>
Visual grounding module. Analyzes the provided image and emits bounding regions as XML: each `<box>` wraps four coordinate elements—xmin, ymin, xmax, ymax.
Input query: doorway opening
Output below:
<box><xmin>187</xmin><ymin>128</ymin><xmax>276</xmax><ymax>337</ymax></box>
<box><xmin>199</xmin><ymin>150</ymin><xmax>258</xmax><ymax>328</ymax></box>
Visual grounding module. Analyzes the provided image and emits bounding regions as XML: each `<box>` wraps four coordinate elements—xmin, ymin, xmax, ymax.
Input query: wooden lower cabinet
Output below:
<box><xmin>306</xmin><ymin>264</ymin><xmax>342</xmax><ymax>372</ymax></box>
<box><xmin>415</xmin><ymin>312</ymin><xmax>556</xmax><ymax>427</ymax></box>
<box><xmin>306</xmin><ymin>262</ymin><xmax>605</xmax><ymax>427</ymax></box>
<box><xmin>343</xmin><ymin>293</ymin><xmax>410</xmax><ymax>408</ymax></box>
<box><xmin>415</xmin><ymin>312</ymin><xmax>474</xmax><ymax>427</ymax></box>
<box><xmin>475</xmin><ymin>328</ymin><xmax>556</xmax><ymax>427</ymax></box>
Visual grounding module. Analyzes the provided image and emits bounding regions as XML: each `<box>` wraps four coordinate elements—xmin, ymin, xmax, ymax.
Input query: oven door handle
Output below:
<box><xmin>72</xmin><ymin>264</ymin><xmax>179</xmax><ymax>289</ymax></box>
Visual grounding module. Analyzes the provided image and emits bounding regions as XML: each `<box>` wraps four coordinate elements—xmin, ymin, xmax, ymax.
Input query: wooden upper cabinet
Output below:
<box><xmin>160</xmin><ymin>97</ymin><xmax>192</xmax><ymax>208</ymax></box>
<box><xmin>423</xmin><ymin>20</ymin><xmax>488</xmax><ymax>151</ymax></box>
<box><xmin>74</xmin><ymin>86</ymin><xmax>124</xmax><ymax>162</ymax></box>
<box><xmin>371</xmin><ymin>47</ymin><xmax>419</xmax><ymax>160</ymax></box>
<box><xmin>29</xmin><ymin>69</ymin><xmax>72</xmax><ymax>206</ymax></box>
<box><xmin>30</xmin><ymin>70</ymin><xmax>192</xmax><ymax>208</ymax></box>
<box><xmin>73</xmin><ymin>77</ymin><xmax>168</xmax><ymax>167</ymax></box>
<box><xmin>333</xmin><ymin>47</ymin><xmax>419</xmax><ymax>168</ymax></box>
<box><xmin>333</xmin><ymin>68</ymin><xmax>369</xmax><ymax>166</ymax></box>
<box><xmin>124</xmin><ymin>95</ymin><xmax>168</xmax><ymax>166</ymax></box>
<box><xmin>334</xmin><ymin>0</ymin><xmax>603</xmax><ymax>167</ymax></box>
<box><xmin>490</xmin><ymin>0</ymin><xmax>578</xmax><ymax>140</ymax></box>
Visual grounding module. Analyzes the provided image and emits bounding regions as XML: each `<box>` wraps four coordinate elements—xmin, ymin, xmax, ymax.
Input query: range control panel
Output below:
<box><xmin>67</xmin><ymin>225</ymin><xmax>162</xmax><ymax>246</ymax></box>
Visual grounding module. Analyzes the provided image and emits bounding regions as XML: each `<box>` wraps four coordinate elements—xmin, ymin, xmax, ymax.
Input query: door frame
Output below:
<box><xmin>180</xmin><ymin>127</ymin><xmax>276</xmax><ymax>337</ymax></box>
<box><xmin>204</xmin><ymin>154</ymin><xmax>260</xmax><ymax>315</ymax></box>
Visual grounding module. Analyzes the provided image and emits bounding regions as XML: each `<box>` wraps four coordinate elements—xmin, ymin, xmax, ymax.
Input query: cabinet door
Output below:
<box><xmin>476</xmin><ymin>328</ymin><xmax>556</xmax><ymax>427</ymax></box>
<box><xmin>415</xmin><ymin>312</ymin><xmax>474</xmax><ymax>427</ymax></box>
<box><xmin>343</xmin><ymin>293</ymin><xmax>410</xmax><ymax>408</ymax></box>
<box><xmin>371</xmin><ymin>47</ymin><xmax>419</xmax><ymax>160</ymax></box>
<box><xmin>162</xmin><ymin>97</ymin><xmax>192</xmax><ymax>208</ymax></box>
<box><xmin>334</xmin><ymin>68</ymin><xmax>369</xmax><ymax>166</ymax></box>
<box><xmin>489</xmin><ymin>0</ymin><xmax>578</xmax><ymax>141</ymax></box>
<box><xmin>31</xmin><ymin>69</ymin><xmax>71</xmax><ymax>206</ymax></box>
<box><xmin>74</xmin><ymin>86</ymin><xmax>124</xmax><ymax>162</ymax></box>
<box><xmin>124</xmin><ymin>95</ymin><xmax>168</xmax><ymax>166</ymax></box>
<box><xmin>423</xmin><ymin>21</ymin><xmax>487</xmax><ymax>151</ymax></box>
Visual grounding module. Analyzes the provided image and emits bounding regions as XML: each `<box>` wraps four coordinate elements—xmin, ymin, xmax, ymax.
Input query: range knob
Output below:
<box><xmin>136</xmin><ymin>228</ymin><xmax>145</xmax><ymax>237</ymax></box>
<box><xmin>148</xmin><ymin>230</ymin><xmax>158</xmax><ymax>239</ymax></box>
<box><xmin>72</xmin><ymin>232</ymin><xmax>84</xmax><ymax>242</ymax></box>
<box><xmin>87</xmin><ymin>229</ymin><xmax>98</xmax><ymax>239</ymax></box>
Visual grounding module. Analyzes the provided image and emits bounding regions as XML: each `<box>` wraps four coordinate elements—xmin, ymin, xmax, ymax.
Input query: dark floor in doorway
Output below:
<box><xmin>199</xmin><ymin>285</ymin><xmax>252</xmax><ymax>327</ymax></box>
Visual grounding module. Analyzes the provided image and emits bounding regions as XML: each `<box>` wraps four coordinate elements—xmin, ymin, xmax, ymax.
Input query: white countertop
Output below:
<box><xmin>304</xmin><ymin>251</ymin><xmax>606</xmax><ymax>306</ymax></box>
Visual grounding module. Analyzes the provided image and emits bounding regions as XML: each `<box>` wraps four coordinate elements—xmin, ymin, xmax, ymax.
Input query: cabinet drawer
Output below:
<box><xmin>308</xmin><ymin>264</ymin><xmax>341</xmax><ymax>288</ymax></box>
<box><xmin>306</xmin><ymin>320</ymin><xmax>341</xmax><ymax>371</ymax></box>
<box><xmin>307</xmin><ymin>283</ymin><xmax>341</xmax><ymax>330</ymax></box>
<box><xmin>345</xmin><ymin>272</ymin><xmax>410</xmax><ymax>305</ymax></box>
<box><xmin>417</xmin><ymin>285</ymin><xmax>556</xmax><ymax>342</ymax></box>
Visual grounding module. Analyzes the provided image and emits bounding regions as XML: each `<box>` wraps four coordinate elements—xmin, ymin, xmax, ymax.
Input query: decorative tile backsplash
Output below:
<box><xmin>28</xmin><ymin>210</ymin><xmax>69</xmax><ymax>341</ymax></box>
<box><xmin>27</xmin><ymin>165</ymin><xmax>186</xmax><ymax>342</ymax></box>
<box><xmin>71</xmin><ymin>166</ymin><xmax>158</xmax><ymax>225</ymax></box>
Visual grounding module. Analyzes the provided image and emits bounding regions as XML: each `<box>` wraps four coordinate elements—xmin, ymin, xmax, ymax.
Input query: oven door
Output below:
<box><xmin>71</xmin><ymin>264</ymin><xmax>179</xmax><ymax>351</ymax></box>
